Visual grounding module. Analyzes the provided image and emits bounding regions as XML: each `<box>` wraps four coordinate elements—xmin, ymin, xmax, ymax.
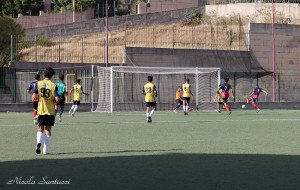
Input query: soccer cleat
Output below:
<box><xmin>59</xmin><ymin>116</ymin><xmax>62</xmax><ymax>122</ymax></box>
<box><xmin>217</xmin><ymin>110</ymin><xmax>221</xmax><ymax>113</ymax></box>
<box><xmin>147</xmin><ymin>117</ymin><xmax>152</xmax><ymax>123</ymax></box>
<box><xmin>228</xmin><ymin>111</ymin><xmax>231</xmax><ymax>116</ymax></box>
<box><xmin>184</xmin><ymin>111</ymin><xmax>188</xmax><ymax>115</ymax></box>
<box><xmin>36</xmin><ymin>143</ymin><xmax>41</xmax><ymax>154</ymax></box>
<box><xmin>189</xmin><ymin>108</ymin><xmax>194</xmax><ymax>112</ymax></box>
<box><xmin>257</xmin><ymin>108</ymin><xmax>260</xmax><ymax>113</ymax></box>
<box><xmin>71</xmin><ymin>113</ymin><xmax>75</xmax><ymax>117</ymax></box>
<box><xmin>43</xmin><ymin>149</ymin><xmax>48</xmax><ymax>155</ymax></box>
<box><xmin>173</xmin><ymin>110</ymin><xmax>178</xmax><ymax>113</ymax></box>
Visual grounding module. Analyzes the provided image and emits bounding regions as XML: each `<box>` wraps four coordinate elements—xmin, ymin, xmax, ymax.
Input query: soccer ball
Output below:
<box><xmin>242</xmin><ymin>105</ymin><xmax>246</xmax><ymax>109</ymax></box>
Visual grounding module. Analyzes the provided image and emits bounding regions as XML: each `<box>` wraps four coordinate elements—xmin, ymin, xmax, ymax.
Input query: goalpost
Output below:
<box><xmin>93</xmin><ymin>66</ymin><xmax>221</xmax><ymax>112</ymax></box>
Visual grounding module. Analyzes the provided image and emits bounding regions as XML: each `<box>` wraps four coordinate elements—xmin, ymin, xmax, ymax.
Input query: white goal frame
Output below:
<box><xmin>96</xmin><ymin>66</ymin><xmax>221</xmax><ymax>113</ymax></box>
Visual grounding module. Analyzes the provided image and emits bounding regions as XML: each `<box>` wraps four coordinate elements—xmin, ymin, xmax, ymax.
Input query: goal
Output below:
<box><xmin>93</xmin><ymin>66</ymin><xmax>221</xmax><ymax>112</ymax></box>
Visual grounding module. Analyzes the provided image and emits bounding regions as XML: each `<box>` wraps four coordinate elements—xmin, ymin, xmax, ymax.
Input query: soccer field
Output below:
<box><xmin>1</xmin><ymin>110</ymin><xmax>300</xmax><ymax>190</ymax></box>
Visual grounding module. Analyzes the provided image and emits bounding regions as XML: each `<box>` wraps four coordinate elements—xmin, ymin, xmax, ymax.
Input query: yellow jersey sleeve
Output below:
<box><xmin>218</xmin><ymin>89</ymin><xmax>223</xmax><ymax>102</ymax></box>
<box><xmin>37</xmin><ymin>80</ymin><xmax>57</xmax><ymax>116</ymax></box>
<box><xmin>182</xmin><ymin>83</ymin><xmax>190</xmax><ymax>97</ymax></box>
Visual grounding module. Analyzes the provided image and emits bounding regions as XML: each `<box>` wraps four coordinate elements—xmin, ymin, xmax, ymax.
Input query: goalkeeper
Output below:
<box><xmin>173</xmin><ymin>86</ymin><xmax>182</xmax><ymax>113</ymax></box>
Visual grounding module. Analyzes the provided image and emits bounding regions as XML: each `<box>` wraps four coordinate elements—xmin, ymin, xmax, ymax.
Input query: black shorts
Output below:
<box><xmin>218</xmin><ymin>102</ymin><xmax>223</xmax><ymax>105</ymax></box>
<box><xmin>32</xmin><ymin>101</ymin><xmax>38</xmax><ymax>110</ymax></box>
<box><xmin>37</xmin><ymin>115</ymin><xmax>55</xmax><ymax>126</ymax></box>
<box><xmin>146</xmin><ymin>102</ymin><xmax>156</xmax><ymax>107</ymax></box>
<box><xmin>59</xmin><ymin>96</ymin><xmax>66</xmax><ymax>106</ymax></box>
<box><xmin>252</xmin><ymin>98</ymin><xmax>257</xmax><ymax>103</ymax></box>
<box><xmin>222</xmin><ymin>98</ymin><xmax>228</xmax><ymax>103</ymax></box>
<box><xmin>176</xmin><ymin>99</ymin><xmax>183</xmax><ymax>105</ymax></box>
<box><xmin>73</xmin><ymin>101</ymin><xmax>80</xmax><ymax>105</ymax></box>
<box><xmin>182</xmin><ymin>97</ymin><xmax>190</xmax><ymax>101</ymax></box>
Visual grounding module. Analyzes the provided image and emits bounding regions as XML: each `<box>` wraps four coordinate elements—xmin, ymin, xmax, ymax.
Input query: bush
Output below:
<box><xmin>36</xmin><ymin>35</ymin><xmax>52</xmax><ymax>47</ymax></box>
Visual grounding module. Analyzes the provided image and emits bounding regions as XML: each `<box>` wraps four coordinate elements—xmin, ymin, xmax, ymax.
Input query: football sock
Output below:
<box><xmin>176</xmin><ymin>105</ymin><xmax>180</xmax><ymax>109</ymax></box>
<box><xmin>72</xmin><ymin>105</ymin><xmax>78</xmax><ymax>114</ymax></box>
<box><xmin>37</xmin><ymin>131</ymin><xmax>43</xmax><ymax>144</ymax></box>
<box><xmin>225</xmin><ymin>105</ymin><xmax>230</xmax><ymax>112</ymax></box>
<box><xmin>146</xmin><ymin>113</ymin><xmax>149</xmax><ymax>118</ymax></box>
<box><xmin>33</xmin><ymin>110</ymin><xmax>37</xmax><ymax>118</ymax></box>
<box><xmin>187</xmin><ymin>106</ymin><xmax>189</xmax><ymax>111</ymax></box>
<box><xmin>247</xmin><ymin>97</ymin><xmax>252</xmax><ymax>102</ymax></box>
<box><xmin>70</xmin><ymin>105</ymin><xmax>75</xmax><ymax>111</ymax></box>
<box><xmin>43</xmin><ymin>135</ymin><xmax>51</xmax><ymax>154</ymax></box>
<box><xmin>149</xmin><ymin>110</ymin><xmax>155</xmax><ymax>117</ymax></box>
<box><xmin>55</xmin><ymin>109</ymin><xmax>58</xmax><ymax>116</ymax></box>
<box><xmin>183</xmin><ymin>106</ymin><xmax>186</xmax><ymax>111</ymax></box>
<box><xmin>252</xmin><ymin>102</ymin><xmax>258</xmax><ymax>109</ymax></box>
<box><xmin>59</xmin><ymin>110</ymin><xmax>64</xmax><ymax>117</ymax></box>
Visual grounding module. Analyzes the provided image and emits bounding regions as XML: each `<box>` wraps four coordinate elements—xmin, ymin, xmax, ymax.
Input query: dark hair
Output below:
<box><xmin>44</xmin><ymin>67</ymin><xmax>55</xmax><ymax>79</ymax></box>
<box><xmin>59</xmin><ymin>74</ymin><xmax>64</xmax><ymax>81</ymax></box>
<box><xmin>186</xmin><ymin>78</ymin><xmax>189</xmax><ymax>83</ymax></box>
<box><xmin>148</xmin><ymin>76</ymin><xmax>153</xmax><ymax>82</ymax></box>
<box><xmin>224</xmin><ymin>78</ymin><xmax>229</xmax><ymax>83</ymax></box>
<box><xmin>178</xmin><ymin>86</ymin><xmax>181</xmax><ymax>88</ymax></box>
<box><xmin>35</xmin><ymin>74</ymin><xmax>40</xmax><ymax>80</ymax></box>
<box><xmin>77</xmin><ymin>79</ymin><xmax>81</xmax><ymax>83</ymax></box>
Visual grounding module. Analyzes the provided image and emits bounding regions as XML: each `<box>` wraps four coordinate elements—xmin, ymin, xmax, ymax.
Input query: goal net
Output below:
<box><xmin>94</xmin><ymin>66</ymin><xmax>220</xmax><ymax>112</ymax></box>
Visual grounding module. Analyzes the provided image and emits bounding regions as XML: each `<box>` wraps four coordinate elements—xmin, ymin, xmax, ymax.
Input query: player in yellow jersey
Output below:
<box><xmin>182</xmin><ymin>78</ymin><xmax>193</xmax><ymax>115</ymax></box>
<box><xmin>214</xmin><ymin>85</ymin><xmax>224</xmax><ymax>113</ymax></box>
<box><xmin>69</xmin><ymin>79</ymin><xmax>89</xmax><ymax>117</ymax></box>
<box><xmin>32</xmin><ymin>67</ymin><xmax>59</xmax><ymax>155</ymax></box>
<box><xmin>142</xmin><ymin>76</ymin><xmax>157</xmax><ymax>123</ymax></box>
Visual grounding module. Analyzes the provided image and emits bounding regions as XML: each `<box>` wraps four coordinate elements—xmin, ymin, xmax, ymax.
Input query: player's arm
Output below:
<box><xmin>27</xmin><ymin>84</ymin><xmax>33</xmax><ymax>95</ymax></box>
<box><xmin>69</xmin><ymin>87</ymin><xmax>74</xmax><ymax>93</ymax></box>
<box><xmin>63</xmin><ymin>85</ymin><xmax>68</xmax><ymax>96</ymax></box>
<box><xmin>154</xmin><ymin>85</ymin><xmax>158</xmax><ymax>98</ymax></box>
<box><xmin>32</xmin><ymin>85</ymin><xmax>38</xmax><ymax>100</ymax></box>
<box><xmin>54</xmin><ymin>86</ymin><xmax>59</xmax><ymax>103</ymax></box>
<box><xmin>142</xmin><ymin>87</ymin><xmax>146</xmax><ymax>96</ymax></box>
<box><xmin>249</xmin><ymin>92</ymin><xmax>254</xmax><ymax>97</ymax></box>
<box><xmin>262</xmin><ymin>90</ymin><xmax>268</xmax><ymax>95</ymax></box>
<box><xmin>81</xmin><ymin>87</ymin><xmax>89</xmax><ymax>96</ymax></box>
<box><xmin>230</xmin><ymin>88</ymin><xmax>234</xmax><ymax>98</ymax></box>
<box><xmin>214</xmin><ymin>91</ymin><xmax>219</xmax><ymax>102</ymax></box>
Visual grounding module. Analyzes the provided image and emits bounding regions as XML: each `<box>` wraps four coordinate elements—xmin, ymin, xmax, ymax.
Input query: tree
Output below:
<box><xmin>0</xmin><ymin>16</ymin><xmax>24</xmax><ymax>67</ymax></box>
<box><xmin>0</xmin><ymin>0</ymin><xmax>44</xmax><ymax>16</ymax></box>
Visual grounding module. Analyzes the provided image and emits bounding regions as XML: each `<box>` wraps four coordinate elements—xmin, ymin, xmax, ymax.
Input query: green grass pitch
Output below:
<box><xmin>1</xmin><ymin>109</ymin><xmax>300</xmax><ymax>190</ymax></box>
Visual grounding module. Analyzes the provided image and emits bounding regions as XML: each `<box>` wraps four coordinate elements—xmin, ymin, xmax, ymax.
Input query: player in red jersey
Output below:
<box><xmin>246</xmin><ymin>85</ymin><xmax>268</xmax><ymax>113</ymax></box>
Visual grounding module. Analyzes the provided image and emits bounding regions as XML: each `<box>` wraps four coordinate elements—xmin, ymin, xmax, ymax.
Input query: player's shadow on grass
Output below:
<box><xmin>1</xmin><ymin>153</ymin><xmax>300</xmax><ymax>190</ymax></box>
<box><xmin>50</xmin><ymin>149</ymin><xmax>184</xmax><ymax>155</ymax></box>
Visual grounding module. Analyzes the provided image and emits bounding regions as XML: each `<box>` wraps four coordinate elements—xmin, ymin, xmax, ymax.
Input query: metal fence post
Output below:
<box><xmin>35</xmin><ymin>36</ymin><xmax>37</xmax><ymax>63</ymax></box>
<box><xmin>81</xmin><ymin>38</ymin><xmax>84</xmax><ymax>63</ymax></box>
<box><xmin>173</xmin><ymin>25</ymin><xmax>175</xmax><ymax>49</ymax></box>
<box><xmin>11</xmin><ymin>35</ymin><xmax>13</xmax><ymax>62</ymax></box>
<box><xmin>59</xmin><ymin>39</ymin><xmax>61</xmax><ymax>63</ymax></box>
<box><xmin>278</xmin><ymin>73</ymin><xmax>280</xmax><ymax>102</ymax></box>
<box><xmin>233</xmin><ymin>72</ymin><xmax>236</xmax><ymax>102</ymax></box>
<box><xmin>14</xmin><ymin>69</ymin><xmax>16</xmax><ymax>103</ymax></box>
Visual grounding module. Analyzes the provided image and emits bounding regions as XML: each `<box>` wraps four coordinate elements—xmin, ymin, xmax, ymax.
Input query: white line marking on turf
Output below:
<box><xmin>1</xmin><ymin>118</ymin><xmax>300</xmax><ymax>127</ymax></box>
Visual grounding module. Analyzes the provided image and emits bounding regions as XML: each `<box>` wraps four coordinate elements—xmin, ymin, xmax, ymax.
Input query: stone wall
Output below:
<box><xmin>14</xmin><ymin>8</ymin><xmax>94</xmax><ymax>29</ymax></box>
<box><xmin>24</xmin><ymin>7</ymin><xmax>204</xmax><ymax>39</ymax></box>
<box><xmin>249</xmin><ymin>23</ymin><xmax>300</xmax><ymax>101</ymax></box>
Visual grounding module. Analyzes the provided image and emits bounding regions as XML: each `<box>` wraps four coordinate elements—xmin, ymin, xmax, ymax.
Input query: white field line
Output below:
<box><xmin>1</xmin><ymin>118</ymin><xmax>300</xmax><ymax>127</ymax></box>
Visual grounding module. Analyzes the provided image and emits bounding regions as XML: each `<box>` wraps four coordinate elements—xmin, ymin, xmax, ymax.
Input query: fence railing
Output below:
<box><xmin>12</xmin><ymin>24</ymin><xmax>247</xmax><ymax>64</ymax></box>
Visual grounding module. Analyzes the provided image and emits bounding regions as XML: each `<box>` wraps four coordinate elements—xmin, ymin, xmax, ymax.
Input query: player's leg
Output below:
<box><xmin>146</xmin><ymin>103</ymin><xmax>151</xmax><ymax>122</ymax></box>
<box><xmin>252</xmin><ymin>98</ymin><xmax>260</xmax><ymax>112</ymax></box>
<box><xmin>36</xmin><ymin>125</ymin><xmax>44</xmax><ymax>154</ymax></box>
<box><xmin>54</xmin><ymin>103</ymin><xmax>58</xmax><ymax>117</ymax></box>
<box><xmin>43</xmin><ymin>125</ymin><xmax>52</xmax><ymax>155</ymax></box>
<box><xmin>149</xmin><ymin>103</ymin><xmax>156</xmax><ymax>121</ymax></box>
<box><xmin>69</xmin><ymin>102</ymin><xmax>75</xmax><ymax>115</ymax></box>
<box><xmin>247</xmin><ymin>96</ymin><xmax>252</xmax><ymax>103</ymax></box>
<box><xmin>217</xmin><ymin>103</ymin><xmax>221</xmax><ymax>112</ymax></box>
<box><xmin>188</xmin><ymin>98</ymin><xmax>194</xmax><ymax>112</ymax></box>
<box><xmin>223</xmin><ymin>98</ymin><xmax>231</xmax><ymax>115</ymax></box>
<box><xmin>174</xmin><ymin>100</ymin><xmax>180</xmax><ymax>113</ymax></box>
<box><xmin>72</xmin><ymin>101</ymin><xmax>80</xmax><ymax>116</ymax></box>
<box><xmin>33</xmin><ymin>101</ymin><xmax>38</xmax><ymax>125</ymax></box>
<box><xmin>182</xmin><ymin>98</ymin><xmax>187</xmax><ymax>115</ymax></box>
<box><xmin>59</xmin><ymin>97</ymin><xmax>65</xmax><ymax>121</ymax></box>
